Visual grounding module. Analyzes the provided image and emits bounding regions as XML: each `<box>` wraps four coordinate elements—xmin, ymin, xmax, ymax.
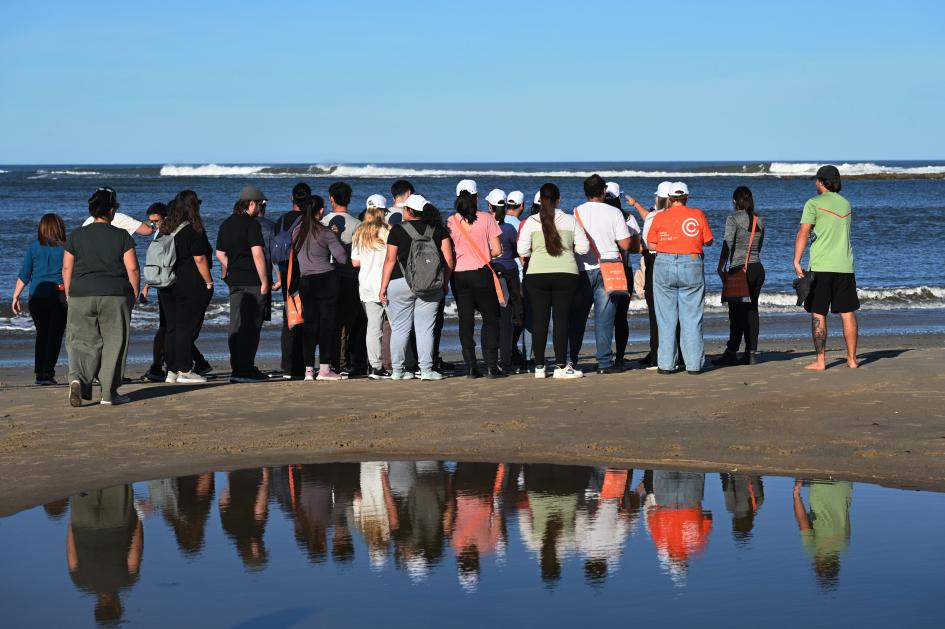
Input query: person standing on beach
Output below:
<box><xmin>351</xmin><ymin>201</ymin><xmax>392</xmax><ymax>379</ymax></box>
<box><xmin>646</xmin><ymin>182</ymin><xmax>713</xmax><ymax>374</ymax></box>
<box><xmin>449</xmin><ymin>184</ymin><xmax>504</xmax><ymax>378</ymax></box>
<box><xmin>386</xmin><ymin>179</ymin><xmax>414</xmax><ymax>227</ymax></box>
<box><xmin>274</xmin><ymin>183</ymin><xmax>311</xmax><ymax>380</ymax></box>
<box><xmin>517</xmin><ymin>183</ymin><xmax>590</xmax><ymax>379</ymax></box>
<box><xmin>255</xmin><ymin>196</ymin><xmax>277</xmax><ymax>324</ymax></box>
<box><xmin>714</xmin><ymin>185</ymin><xmax>766</xmax><ymax>366</ymax></box>
<box><xmin>215</xmin><ymin>185</ymin><xmax>270</xmax><ymax>383</ymax></box>
<box><xmin>12</xmin><ymin>213</ymin><xmax>67</xmax><ymax>385</ymax></box>
<box><xmin>380</xmin><ymin>194</ymin><xmax>453</xmax><ymax>381</ymax></box>
<box><xmin>604</xmin><ymin>182</ymin><xmax>641</xmax><ymax>371</ymax></box>
<box><xmin>64</xmin><ymin>187</ymin><xmax>139</xmax><ymax>405</ymax></box>
<box><xmin>294</xmin><ymin>195</ymin><xmax>348</xmax><ymax>381</ymax></box>
<box><xmin>323</xmin><ymin>181</ymin><xmax>365</xmax><ymax>376</ymax></box>
<box><xmin>492</xmin><ymin>191</ymin><xmax>526</xmax><ymax>373</ymax></box>
<box><xmin>569</xmin><ymin>174</ymin><xmax>632</xmax><ymax>374</ymax></box>
<box><xmin>793</xmin><ymin>165</ymin><xmax>859</xmax><ymax>370</ymax></box>
<box><xmin>160</xmin><ymin>191</ymin><xmax>215</xmax><ymax>385</ymax></box>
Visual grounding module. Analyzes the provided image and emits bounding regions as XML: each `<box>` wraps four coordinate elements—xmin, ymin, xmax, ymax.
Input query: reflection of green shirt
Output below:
<box><xmin>800</xmin><ymin>481</ymin><xmax>852</xmax><ymax>558</ymax></box>
<box><xmin>800</xmin><ymin>192</ymin><xmax>854</xmax><ymax>273</ymax></box>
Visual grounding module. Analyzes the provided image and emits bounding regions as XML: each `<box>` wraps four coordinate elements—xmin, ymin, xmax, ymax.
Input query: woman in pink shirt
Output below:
<box><xmin>447</xmin><ymin>189</ymin><xmax>503</xmax><ymax>378</ymax></box>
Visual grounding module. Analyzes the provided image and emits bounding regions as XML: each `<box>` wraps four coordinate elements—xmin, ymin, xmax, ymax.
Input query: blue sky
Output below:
<box><xmin>2</xmin><ymin>0</ymin><xmax>943</xmax><ymax>164</ymax></box>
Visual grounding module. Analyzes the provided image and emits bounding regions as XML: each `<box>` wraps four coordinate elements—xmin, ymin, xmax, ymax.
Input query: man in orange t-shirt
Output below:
<box><xmin>646</xmin><ymin>182</ymin><xmax>714</xmax><ymax>374</ymax></box>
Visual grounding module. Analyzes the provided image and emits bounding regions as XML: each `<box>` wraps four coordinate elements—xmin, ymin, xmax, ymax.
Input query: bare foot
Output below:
<box><xmin>804</xmin><ymin>361</ymin><xmax>826</xmax><ymax>371</ymax></box>
<box><xmin>847</xmin><ymin>358</ymin><xmax>859</xmax><ymax>369</ymax></box>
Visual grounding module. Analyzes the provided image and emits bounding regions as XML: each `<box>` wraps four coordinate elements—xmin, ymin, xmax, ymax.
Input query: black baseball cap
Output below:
<box><xmin>814</xmin><ymin>165</ymin><xmax>841</xmax><ymax>185</ymax></box>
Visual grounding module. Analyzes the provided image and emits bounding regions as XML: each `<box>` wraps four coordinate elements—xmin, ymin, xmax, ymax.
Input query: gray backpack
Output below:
<box><xmin>144</xmin><ymin>222</ymin><xmax>188</xmax><ymax>288</ymax></box>
<box><xmin>398</xmin><ymin>222</ymin><xmax>445</xmax><ymax>296</ymax></box>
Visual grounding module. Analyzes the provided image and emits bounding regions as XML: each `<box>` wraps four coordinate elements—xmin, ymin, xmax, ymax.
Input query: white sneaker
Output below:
<box><xmin>165</xmin><ymin>371</ymin><xmax>178</xmax><ymax>383</ymax></box>
<box><xmin>100</xmin><ymin>394</ymin><xmax>131</xmax><ymax>405</ymax></box>
<box><xmin>176</xmin><ymin>371</ymin><xmax>207</xmax><ymax>384</ymax></box>
<box><xmin>553</xmin><ymin>363</ymin><xmax>584</xmax><ymax>379</ymax></box>
<box><xmin>534</xmin><ymin>365</ymin><xmax>547</xmax><ymax>379</ymax></box>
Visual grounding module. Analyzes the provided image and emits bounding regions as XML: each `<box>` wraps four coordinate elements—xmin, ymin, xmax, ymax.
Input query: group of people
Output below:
<box><xmin>11</xmin><ymin>165</ymin><xmax>860</xmax><ymax>405</ymax></box>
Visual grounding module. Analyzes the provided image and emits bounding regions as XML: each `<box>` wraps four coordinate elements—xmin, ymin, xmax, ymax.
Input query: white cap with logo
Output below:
<box><xmin>456</xmin><ymin>179</ymin><xmax>478</xmax><ymax>196</ymax></box>
<box><xmin>403</xmin><ymin>194</ymin><xmax>428</xmax><ymax>213</ymax></box>
<box><xmin>669</xmin><ymin>182</ymin><xmax>689</xmax><ymax>197</ymax></box>
<box><xmin>485</xmin><ymin>189</ymin><xmax>507</xmax><ymax>206</ymax></box>
<box><xmin>605</xmin><ymin>182</ymin><xmax>621</xmax><ymax>198</ymax></box>
<box><xmin>366</xmin><ymin>194</ymin><xmax>387</xmax><ymax>210</ymax></box>
<box><xmin>507</xmin><ymin>190</ymin><xmax>524</xmax><ymax>206</ymax></box>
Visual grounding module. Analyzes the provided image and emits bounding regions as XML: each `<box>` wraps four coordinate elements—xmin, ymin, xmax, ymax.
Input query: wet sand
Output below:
<box><xmin>2</xmin><ymin>333</ymin><xmax>944</xmax><ymax>516</ymax></box>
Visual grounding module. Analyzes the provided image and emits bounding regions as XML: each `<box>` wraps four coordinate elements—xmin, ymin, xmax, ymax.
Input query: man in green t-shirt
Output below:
<box><xmin>793</xmin><ymin>165</ymin><xmax>859</xmax><ymax>371</ymax></box>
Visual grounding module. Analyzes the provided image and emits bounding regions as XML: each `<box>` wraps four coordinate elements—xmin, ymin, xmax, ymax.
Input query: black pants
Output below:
<box><xmin>162</xmin><ymin>283</ymin><xmax>212</xmax><ymax>373</ymax></box>
<box><xmin>280</xmin><ymin>281</ymin><xmax>305</xmax><ymax>377</ymax></box>
<box><xmin>643</xmin><ymin>251</ymin><xmax>658</xmax><ymax>361</ymax></box>
<box><xmin>451</xmin><ymin>267</ymin><xmax>500</xmax><ymax>366</ymax></box>
<box><xmin>725</xmin><ymin>263</ymin><xmax>765</xmax><ymax>354</ymax></box>
<box><xmin>613</xmin><ymin>294</ymin><xmax>630</xmax><ymax>361</ymax></box>
<box><xmin>228</xmin><ymin>285</ymin><xmax>266</xmax><ymax>376</ymax></box>
<box><xmin>526</xmin><ymin>273</ymin><xmax>578</xmax><ymax>367</ymax></box>
<box><xmin>300</xmin><ymin>271</ymin><xmax>338</xmax><ymax>367</ymax></box>
<box><xmin>152</xmin><ymin>292</ymin><xmax>208</xmax><ymax>374</ymax></box>
<box><xmin>331</xmin><ymin>274</ymin><xmax>364</xmax><ymax>371</ymax></box>
<box><xmin>29</xmin><ymin>294</ymin><xmax>67</xmax><ymax>378</ymax></box>
<box><xmin>497</xmin><ymin>270</ymin><xmax>524</xmax><ymax>370</ymax></box>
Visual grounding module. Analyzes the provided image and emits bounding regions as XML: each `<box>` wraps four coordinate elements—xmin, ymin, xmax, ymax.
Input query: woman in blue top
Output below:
<box><xmin>12</xmin><ymin>214</ymin><xmax>67</xmax><ymax>384</ymax></box>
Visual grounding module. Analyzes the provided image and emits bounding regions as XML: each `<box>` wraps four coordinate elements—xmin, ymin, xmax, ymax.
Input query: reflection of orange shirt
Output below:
<box><xmin>451</xmin><ymin>495</ymin><xmax>500</xmax><ymax>556</ymax></box>
<box><xmin>647</xmin><ymin>507</ymin><xmax>712</xmax><ymax>562</ymax></box>
<box><xmin>648</xmin><ymin>205</ymin><xmax>714</xmax><ymax>255</ymax></box>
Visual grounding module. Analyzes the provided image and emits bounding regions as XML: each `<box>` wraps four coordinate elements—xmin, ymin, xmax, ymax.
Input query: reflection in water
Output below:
<box><xmin>32</xmin><ymin>463</ymin><xmax>922</xmax><ymax>626</ymax></box>
<box><xmin>794</xmin><ymin>479</ymin><xmax>853</xmax><ymax>591</ymax></box>
<box><xmin>66</xmin><ymin>485</ymin><xmax>142</xmax><ymax>625</ymax></box>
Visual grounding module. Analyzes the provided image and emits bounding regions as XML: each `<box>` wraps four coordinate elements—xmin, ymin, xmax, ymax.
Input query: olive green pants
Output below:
<box><xmin>66</xmin><ymin>295</ymin><xmax>132</xmax><ymax>403</ymax></box>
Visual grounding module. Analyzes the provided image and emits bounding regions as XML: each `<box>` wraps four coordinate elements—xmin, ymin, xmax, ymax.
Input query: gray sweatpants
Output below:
<box><xmin>66</xmin><ymin>295</ymin><xmax>132</xmax><ymax>402</ymax></box>
<box><xmin>363</xmin><ymin>300</ymin><xmax>386</xmax><ymax>370</ymax></box>
<box><xmin>385</xmin><ymin>278</ymin><xmax>439</xmax><ymax>372</ymax></box>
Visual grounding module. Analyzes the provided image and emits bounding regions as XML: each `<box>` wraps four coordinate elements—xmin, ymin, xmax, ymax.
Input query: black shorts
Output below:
<box><xmin>804</xmin><ymin>272</ymin><xmax>860</xmax><ymax>315</ymax></box>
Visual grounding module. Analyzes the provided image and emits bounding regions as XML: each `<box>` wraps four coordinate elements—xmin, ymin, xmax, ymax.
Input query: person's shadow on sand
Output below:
<box><xmin>127</xmin><ymin>382</ymin><xmax>229</xmax><ymax>402</ymax></box>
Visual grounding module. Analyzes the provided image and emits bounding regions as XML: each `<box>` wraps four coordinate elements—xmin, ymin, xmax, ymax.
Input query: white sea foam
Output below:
<box><xmin>28</xmin><ymin>169</ymin><xmax>103</xmax><ymax>178</ymax></box>
<box><xmin>768</xmin><ymin>162</ymin><xmax>945</xmax><ymax>177</ymax></box>
<box><xmin>160</xmin><ymin>164</ymin><xmax>269</xmax><ymax>177</ymax></box>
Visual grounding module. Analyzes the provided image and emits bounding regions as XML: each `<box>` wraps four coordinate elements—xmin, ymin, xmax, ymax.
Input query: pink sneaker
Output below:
<box><xmin>316</xmin><ymin>368</ymin><xmax>346</xmax><ymax>381</ymax></box>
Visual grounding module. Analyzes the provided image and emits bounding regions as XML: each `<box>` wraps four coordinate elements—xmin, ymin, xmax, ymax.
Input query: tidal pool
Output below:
<box><xmin>1</xmin><ymin>462</ymin><xmax>943</xmax><ymax>627</ymax></box>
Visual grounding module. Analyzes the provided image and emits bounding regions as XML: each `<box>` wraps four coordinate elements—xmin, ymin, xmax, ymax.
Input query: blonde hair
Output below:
<box><xmin>352</xmin><ymin>206</ymin><xmax>389</xmax><ymax>250</ymax></box>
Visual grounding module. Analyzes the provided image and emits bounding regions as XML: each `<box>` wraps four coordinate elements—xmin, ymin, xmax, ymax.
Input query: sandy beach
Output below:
<box><xmin>2</xmin><ymin>332</ymin><xmax>944</xmax><ymax>516</ymax></box>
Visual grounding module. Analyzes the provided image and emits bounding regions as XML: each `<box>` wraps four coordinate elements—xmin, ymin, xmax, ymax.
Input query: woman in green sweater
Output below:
<box><xmin>516</xmin><ymin>183</ymin><xmax>590</xmax><ymax>379</ymax></box>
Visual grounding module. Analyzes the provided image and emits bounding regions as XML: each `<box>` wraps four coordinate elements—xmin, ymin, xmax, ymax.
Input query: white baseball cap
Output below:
<box><xmin>485</xmin><ymin>188</ymin><xmax>506</xmax><ymax>206</ymax></box>
<box><xmin>533</xmin><ymin>190</ymin><xmax>542</xmax><ymax>205</ymax></box>
<box><xmin>605</xmin><ymin>182</ymin><xmax>621</xmax><ymax>198</ymax></box>
<box><xmin>403</xmin><ymin>194</ymin><xmax>428</xmax><ymax>213</ymax></box>
<box><xmin>655</xmin><ymin>181</ymin><xmax>673</xmax><ymax>197</ymax></box>
<box><xmin>456</xmin><ymin>179</ymin><xmax>478</xmax><ymax>196</ymax></box>
<box><xmin>366</xmin><ymin>194</ymin><xmax>387</xmax><ymax>210</ymax></box>
<box><xmin>669</xmin><ymin>181</ymin><xmax>689</xmax><ymax>197</ymax></box>
<box><xmin>507</xmin><ymin>190</ymin><xmax>524</xmax><ymax>206</ymax></box>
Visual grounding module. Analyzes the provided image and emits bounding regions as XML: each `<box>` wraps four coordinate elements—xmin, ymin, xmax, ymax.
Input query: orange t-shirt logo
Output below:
<box><xmin>651</xmin><ymin>206</ymin><xmax>713</xmax><ymax>255</ymax></box>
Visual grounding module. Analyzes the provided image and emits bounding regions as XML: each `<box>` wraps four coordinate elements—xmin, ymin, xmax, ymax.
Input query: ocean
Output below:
<box><xmin>2</xmin><ymin>161</ymin><xmax>944</xmax><ymax>364</ymax></box>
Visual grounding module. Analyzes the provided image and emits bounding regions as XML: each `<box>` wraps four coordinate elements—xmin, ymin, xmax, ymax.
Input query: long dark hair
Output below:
<box><xmin>732</xmin><ymin>185</ymin><xmax>755</xmax><ymax>220</ymax></box>
<box><xmin>454</xmin><ymin>190</ymin><xmax>478</xmax><ymax>224</ymax></box>
<box><xmin>162</xmin><ymin>190</ymin><xmax>205</xmax><ymax>234</ymax></box>
<box><xmin>420</xmin><ymin>202</ymin><xmax>443</xmax><ymax>228</ymax></box>
<box><xmin>538</xmin><ymin>183</ymin><xmax>563</xmax><ymax>257</ymax></box>
<box><xmin>293</xmin><ymin>194</ymin><xmax>326</xmax><ymax>254</ymax></box>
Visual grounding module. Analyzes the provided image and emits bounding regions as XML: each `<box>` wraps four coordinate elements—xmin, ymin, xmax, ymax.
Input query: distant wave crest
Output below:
<box><xmin>158</xmin><ymin>162</ymin><xmax>945</xmax><ymax>180</ymax></box>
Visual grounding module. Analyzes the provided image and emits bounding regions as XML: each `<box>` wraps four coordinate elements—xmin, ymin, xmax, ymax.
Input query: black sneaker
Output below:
<box><xmin>712</xmin><ymin>353</ymin><xmax>739</xmax><ymax>367</ymax></box>
<box><xmin>194</xmin><ymin>362</ymin><xmax>213</xmax><ymax>376</ymax></box>
<box><xmin>144</xmin><ymin>369</ymin><xmax>166</xmax><ymax>383</ymax></box>
<box><xmin>656</xmin><ymin>368</ymin><xmax>677</xmax><ymax>375</ymax></box>
<box><xmin>637</xmin><ymin>354</ymin><xmax>653</xmax><ymax>367</ymax></box>
<box><xmin>597</xmin><ymin>366</ymin><xmax>622</xmax><ymax>375</ymax></box>
<box><xmin>230</xmin><ymin>369</ymin><xmax>269</xmax><ymax>383</ymax></box>
<box><xmin>368</xmin><ymin>367</ymin><xmax>392</xmax><ymax>380</ymax></box>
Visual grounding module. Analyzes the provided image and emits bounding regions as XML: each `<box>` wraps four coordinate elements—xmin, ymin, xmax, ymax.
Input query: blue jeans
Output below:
<box><xmin>568</xmin><ymin>269</ymin><xmax>617</xmax><ymax>368</ymax></box>
<box><xmin>653</xmin><ymin>254</ymin><xmax>706</xmax><ymax>371</ymax></box>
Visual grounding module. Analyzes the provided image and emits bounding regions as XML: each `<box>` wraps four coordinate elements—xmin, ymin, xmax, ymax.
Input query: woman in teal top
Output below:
<box><xmin>12</xmin><ymin>213</ymin><xmax>67</xmax><ymax>385</ymax></box>
<box><xmin>516</xmin><ymin>183</ymin><xmax>589</xmax><ymax>379</ymax></box>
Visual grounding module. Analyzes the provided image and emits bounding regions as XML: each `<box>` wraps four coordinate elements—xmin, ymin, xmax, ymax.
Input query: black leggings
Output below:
<box><xmin>725</xmin><ymin>263</ymin><xmax>765</xmax><ymax>354</ymax></box>
<box><xmin>161</xmin><ymin>284</ymin><xmax>212</xmax><ymax>373</ymax></box>
<box><xmin>526</xmin><ymin>273</ymin><xmax>578</xmax><ymax>367</ymax></box>
<box><xmin>29</xmin><ymin>294</ymin><xmax>67</xmax><ymax>377</ymax></box>
<box><xmin>300</xmin><ymin>271</ymin><xmax>338</xmax><ymax>367</ymax></box>
<box><xmin>451</xmin><ymin>267</ymin><xmax>500</xmax><ymax>365</ymax></box>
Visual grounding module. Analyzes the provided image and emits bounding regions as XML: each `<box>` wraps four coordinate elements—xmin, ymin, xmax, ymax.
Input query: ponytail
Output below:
<box><xmin>454</xmin><ymin>190</ymin><xmax>478</xmax><ymax>224</ymax></box>
<box><xmin>293</xmin><ymin>195</ymin><xmax>326</xmax><ymax>254</ymax></box>
<box><xmin>538</xmin><ymin>183</ymin><xmax>563</xmax><ymax>257</ymax></box>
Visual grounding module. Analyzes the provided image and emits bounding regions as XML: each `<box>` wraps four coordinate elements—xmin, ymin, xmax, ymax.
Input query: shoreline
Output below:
<box><xmin>2</xmin><ymin>333</ymin><xmax>944</xmax><ymax>516</ymax></box>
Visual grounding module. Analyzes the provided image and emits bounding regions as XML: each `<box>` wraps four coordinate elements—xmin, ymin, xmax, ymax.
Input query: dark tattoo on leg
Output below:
<box><xmin>812</xmin><ymin>316</ymin><xmax>827</xmax><ymax>354</ymax></box>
